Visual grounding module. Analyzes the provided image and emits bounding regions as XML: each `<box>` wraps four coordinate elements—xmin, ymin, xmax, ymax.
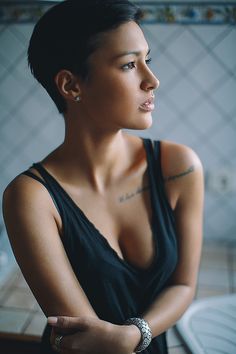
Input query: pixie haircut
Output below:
<box><xmin>28</xmin><ymin>0</ymin><xmax>142</xmax><ymax>114</ymax></box>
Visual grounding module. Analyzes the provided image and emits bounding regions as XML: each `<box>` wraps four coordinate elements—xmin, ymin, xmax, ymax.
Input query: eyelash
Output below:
<box><xmin>122</xmin><ymin>57</ymin><xmax>152</xmax><ymax>71</ymax></box>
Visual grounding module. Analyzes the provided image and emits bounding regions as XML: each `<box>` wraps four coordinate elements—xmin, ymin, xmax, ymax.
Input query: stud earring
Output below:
<box><xmin>75</xmin><ymin>96</ymin><xmax>81</xmax><ymax>102</ymax></box>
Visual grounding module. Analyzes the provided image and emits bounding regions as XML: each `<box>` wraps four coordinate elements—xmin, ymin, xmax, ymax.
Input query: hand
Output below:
<box><xmin>48</xmin><ymin>316</ymin><xmax>141</xmax><ymax>354</ymax></box>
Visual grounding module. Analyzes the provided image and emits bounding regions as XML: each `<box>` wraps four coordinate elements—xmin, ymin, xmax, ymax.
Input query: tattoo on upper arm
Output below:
<box><xmin>164</xmin><ymin>165</ymin><xmax>195</xmax><ymax>182</ymax></box>
<box><xmin>118</xmin><ymin>185</ymin><xmax>149</xmax><ymax>203</ymax></box>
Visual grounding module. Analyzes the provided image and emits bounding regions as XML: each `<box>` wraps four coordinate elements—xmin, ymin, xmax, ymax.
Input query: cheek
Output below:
<box><xmin>83</xmin><ymin>71</ymin><xmax>141</xmax><ymax>120</ymax></box>
<box><xmin>89</xmin><ymin>70</ymin><xmax>136</xmax><ymax>96</ymax></box>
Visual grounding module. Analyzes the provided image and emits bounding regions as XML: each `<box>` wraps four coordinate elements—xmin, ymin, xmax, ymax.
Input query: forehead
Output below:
<box><xmin>95</xmin><ymin>21</ymin><xmax>148</xmax><ymax>57</ymax></box>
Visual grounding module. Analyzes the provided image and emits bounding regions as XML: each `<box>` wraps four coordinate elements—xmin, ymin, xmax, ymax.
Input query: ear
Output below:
<box><xmin>55</xmin><ymin>70</ymin><xmax>81</xmax><ymax>102</ymax></box>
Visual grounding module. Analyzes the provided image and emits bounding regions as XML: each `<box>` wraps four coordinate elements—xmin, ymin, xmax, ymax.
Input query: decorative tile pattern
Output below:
<box><xmin>0</xmin><ymin>2</ymin><xmax>235</xmax><ymax>25</ymax></box>
<box><xmin>0</xmin><ymin>2</ymin><xmax>52</xmax><ymax>24</ymax></box>
<box><xmin>140</xmin><ymin>2</ymin><xmax>236</xmax><ymax>25</ymax></box>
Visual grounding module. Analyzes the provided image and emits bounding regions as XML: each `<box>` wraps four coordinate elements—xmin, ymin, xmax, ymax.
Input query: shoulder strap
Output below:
<box><xmin>143</xmin><ymin>138</ymin><xmax>164</xmax><ymax>183</ymax></box>
<box><xmin>31</xmin><ymin>162</ymin><xmax>52</xmax><ymax>180</ymax></box>
<box><xmin>22</xmin><ymin>170</ymin><xmax>47</xmax><ymax>187</ymax></box>
<box><xmin>152</xmin><ymin>140</ymin><xmax>165</xmax><ymax>182</ymax></box>
<box><xmin>21</xmin><ymin>169</ymin><xmax>60</xmax><ymax>214</ymax></box>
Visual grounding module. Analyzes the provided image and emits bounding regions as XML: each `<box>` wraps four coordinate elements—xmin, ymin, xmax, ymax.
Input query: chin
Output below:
<box><xmin>134</xmin><ymin>114</ymin><xmax>153</xmax><ymax>130</ymax></box>
<box><xmin>120</xmin><ymin>113</ymin><xmax>153</xmax><ymax>131</ymax></box>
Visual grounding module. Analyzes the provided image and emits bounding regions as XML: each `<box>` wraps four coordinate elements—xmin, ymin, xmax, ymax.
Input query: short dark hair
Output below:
<box><xmin>28</xmin><ymin>0</ymin><xmax>142</xmax><ymax>114</ymax></box>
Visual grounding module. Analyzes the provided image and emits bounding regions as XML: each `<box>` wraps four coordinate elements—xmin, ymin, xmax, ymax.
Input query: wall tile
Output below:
<box><xmin>198</xmin><ymin>268</ymin><xmax>230</xmax><ymax>289</ymax></box>
<box><xmin>189</xmin><ymin>101</ymin><xmax>224</xmax><ymax>136</ymax></box>
<box><xmin>24</xmin><ymin>313</ymin><xmax>46</xmax><ymax>336</ymax></box>
<box><xmin>213</xmin><ymin>77</ymin><xmax>236</xmax><ymax>114</ymax></box>
<box><xmin>3</xmin><ymin>288</ymin><xmax>36</xmax><ymax>310</ymax></box>
<box><xmin>0</xmin><ymin>308</ymin><xmax>30</xmax><ymax>333</ymax></box>
<box><xmin>167</xmin><ymin>327</ymin><xmax>183</xmax><ymax>347</ymax></box>
<box><xmin>213</xmin><ymin>29</ymin><xmax>236</xmax><ymax>71</ymax></box>
<box><xmin>169</xmin><ymin>346</ymin><xmax>189</xmax><ymax>354</ymax></box>
<box><xmin>190</xmin><ymin>54</ymin><xmax>226</xmax><ymax>88</ymax></box>
<box><xmin>0</xmin><ymin>28</ymin><xmax>25</xmax><ymax>65</ymax></box>
<box><xmin>166</xmin><ymin>29</ymin><xmax>204</xmax><ymax>66</ymax></box>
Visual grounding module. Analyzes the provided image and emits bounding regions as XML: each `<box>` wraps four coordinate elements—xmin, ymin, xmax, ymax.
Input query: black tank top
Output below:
<box><xmin>21</xmin><ymin>138</ymin><xmax>178</xmax><ymax>354</ymax></box>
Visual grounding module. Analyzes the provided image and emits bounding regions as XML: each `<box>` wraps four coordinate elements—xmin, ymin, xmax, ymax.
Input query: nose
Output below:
<box><xmin>140</xmin><ymin>67</ymin><xmax>160</xmax><ymax>92</ymax></box>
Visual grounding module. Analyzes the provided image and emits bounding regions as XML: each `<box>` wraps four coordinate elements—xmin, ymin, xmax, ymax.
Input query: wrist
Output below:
<box><xmin>125</xmin><ymin>318</ymin><xmax>152</xmax><ymax>352</ymax></box>
<box><xmin>122</xmin><ymin>324</ymin><xmax>141</xmax><ymax>352</ymax></box>
<box><xmin>128</xmin><ymin>324</ymin><xmax>142</xmax><ymax>349</ymax></box>
<box><xmin>104</xmin><ymin>323</ymin><xmax>139</xmax><ymax>353</ymax></box>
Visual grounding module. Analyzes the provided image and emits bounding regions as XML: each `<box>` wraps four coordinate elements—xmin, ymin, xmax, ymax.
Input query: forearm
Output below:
<box><xmin>138</xmin><ymin>285</ymin><xmax>194</xmax><ymax>337</ymax></box>
<box><xmin>110</xmin><ymin>284</ymin><xmax>195</xmax><ymax>353</ymax></box>
<box><xmin>48</xmin><ymin>285</ymin><xmax>194</xmax><ymax>354</ymax></box>
<box><xmin>142</xmin><ymin>284</ymin><xmax>195</xmax><ymax>338</ymax></box>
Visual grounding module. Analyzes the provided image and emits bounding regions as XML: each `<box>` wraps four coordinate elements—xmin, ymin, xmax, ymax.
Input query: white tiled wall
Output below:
<box><xmin>140</xmin><ymin>23</ymin><xmax>236</xmax><ymax>241</ymax></box>
<box><xmin>0</xmin><ymin>5</ymin><xmax>236</xmax><ymax>282</ymax></box>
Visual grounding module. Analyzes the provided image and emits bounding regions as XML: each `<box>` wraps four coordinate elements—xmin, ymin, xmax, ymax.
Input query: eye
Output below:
<box><xmin>121</xmin><ymin>62</ymin><xmax>136</xmax><ymax>70</ymax></box>
<box><xmin>145</xmin><ymin>57</ymin><xmax>152</xmax><ymax>65</ymax></box>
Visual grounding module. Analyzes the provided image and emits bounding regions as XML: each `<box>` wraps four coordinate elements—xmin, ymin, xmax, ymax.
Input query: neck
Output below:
<box><xmin>56</xmin><ymin>122</ymin><xmax>130</xmax><ymax>193</ymax></box>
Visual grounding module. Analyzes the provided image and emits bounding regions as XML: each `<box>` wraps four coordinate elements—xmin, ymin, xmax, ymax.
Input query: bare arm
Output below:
<box><xmin>141</xmin><ymin>142</ymin><xmax>204</xmax><ymax>337</ymax></box>
<box><xmin>2</xmin><ymin>175</ymin><xmax>138</xmax><ymax>353</ymax></box>
<box><xmin>2</xmin><ymin>175</ymin><xmax>97</xmax><ymax>318</ymax></box>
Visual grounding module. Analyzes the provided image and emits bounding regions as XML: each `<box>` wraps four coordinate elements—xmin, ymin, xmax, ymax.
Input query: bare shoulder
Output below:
<box><xmin>3</xmin><ymin>172</ymin><xmax>61</xmax><ymax>229</ymax></box>
<box><xmin>160</xmin><ymin>140</ymin><xmax>203</xmax><ymax>183</ymax></box>
<box><xmin>159</xmin><ymin>140</ymin><xmax>204</xmax><ymax>210</ymax></box>
<box><xmin>3</xmin><ymin>143</ymin><xmax>64</xmax><ymax>211</ymax></box>
<box><xmin>4</xmin><ymin>173</ymin><xmax>46</xmax><ymax>208</ymax></box>
<box><xmin>2</xmin><ymin>174</ymin><xmax>96</xmax><ymax>317</ymax></box>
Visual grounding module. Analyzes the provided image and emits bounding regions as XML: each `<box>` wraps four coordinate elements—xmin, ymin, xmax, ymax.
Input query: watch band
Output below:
<box><xmin>125</xmin><ymin>317</ymin><xmax>152</xmax><ymax>352</ymax></box>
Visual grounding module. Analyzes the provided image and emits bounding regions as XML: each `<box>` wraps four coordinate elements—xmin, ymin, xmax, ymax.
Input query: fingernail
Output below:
<box><xmin>47</xmin><ymin>316</ymin><xmax>58</xmax><ymax>325</ymax></box>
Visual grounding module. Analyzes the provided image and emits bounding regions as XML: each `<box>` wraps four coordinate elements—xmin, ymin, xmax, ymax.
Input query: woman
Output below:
<box><xmin>2</xmin><ymin>1</ymin><xmax>204</xmax><ymax>353</ymax></box>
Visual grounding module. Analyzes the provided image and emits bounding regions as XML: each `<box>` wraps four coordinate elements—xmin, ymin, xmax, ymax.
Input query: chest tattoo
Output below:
<box><xmin>118</xmin><ymin>185</ymin><xmax>149</xmax><ymax>203</ymax></box>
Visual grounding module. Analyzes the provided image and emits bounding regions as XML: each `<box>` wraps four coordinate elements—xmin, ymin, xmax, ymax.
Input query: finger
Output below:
<box><xmin>51</xmin><ymin>343</ymin><xmax>65</xmax><ymax>353</ymax></box>
<box><xmin>48</xmin><ymin>316</ymin><xmax>88</xmax><ymax>332</ymax></box>
<box><xmin>50</xmin><ymin>328</ymin><xmax>65</xmax><ymax>346</ymax></box>
<box><xmin>51</xmin><ymin>334</ymin><xmax>65</xmax><ymax>353</ymax></box>
<box><xmin>52</xmin><ymin>344</ymin><xmax>61</xmax><ymax>353</ymax></box>
<box><xmin>52</xmin><ymin>334</ymin><xmax>78</xmax><ymax>354</ymax></box>
<box><xmin>50</xmin><ymin>328</ymin><xmax>56</xmax><ymax>346</ymax></box>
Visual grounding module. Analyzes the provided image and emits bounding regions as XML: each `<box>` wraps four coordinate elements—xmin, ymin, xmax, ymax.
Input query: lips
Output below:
<box><xmin>139</xmin><ymin>96</ymin><xmax>155</xmax><ymax>112</ymax></box>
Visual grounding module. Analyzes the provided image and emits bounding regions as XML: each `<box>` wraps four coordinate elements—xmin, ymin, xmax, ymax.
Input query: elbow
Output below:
<box><xmin>180</xmin><ymin>283</ymin><xmax>196</xmax><ymax>306</ymax></box>
<box><xmin>169</xmin><ymin>282</ymin><xmax>196</xmax><ymax>305</ymax></box>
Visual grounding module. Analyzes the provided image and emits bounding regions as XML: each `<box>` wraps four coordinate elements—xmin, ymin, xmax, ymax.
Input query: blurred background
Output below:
<box><xmin>0</xmin><ymin>1</ymin><xmax>235</xmax><ymax>352</ymax></box>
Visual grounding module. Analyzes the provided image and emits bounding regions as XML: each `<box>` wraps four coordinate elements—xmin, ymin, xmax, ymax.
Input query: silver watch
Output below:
<box><xmin>125</xmin><ymin>317</ymin><xmax>152</xmax><ymax>352</ymax></box>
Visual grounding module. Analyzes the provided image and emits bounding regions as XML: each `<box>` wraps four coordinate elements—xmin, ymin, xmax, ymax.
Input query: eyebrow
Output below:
<box><xmin>112</xmin><ymin>48</ymin><xmax>151</xmax><ymax>60</ymax></box>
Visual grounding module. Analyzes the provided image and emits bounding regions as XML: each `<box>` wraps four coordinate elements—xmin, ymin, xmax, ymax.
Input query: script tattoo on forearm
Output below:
<box><xmin>119</xmin><ymin>185</ymin><xmax>149</xmax><ymax>203</ymax></box>
<box><xmin>164</xmin><ymin>165</ymin><xmax>195</xmax><ymax>182</ymax></box>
